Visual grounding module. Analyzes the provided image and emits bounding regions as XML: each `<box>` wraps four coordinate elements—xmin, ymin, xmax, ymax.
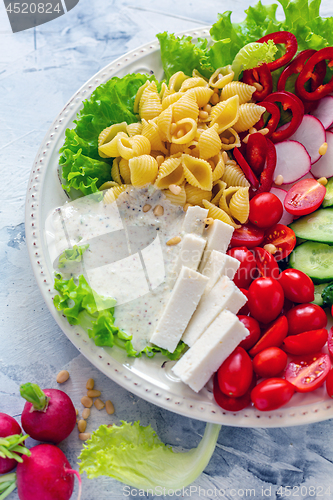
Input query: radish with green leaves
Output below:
<box><xmin>0</xmin><ymin>413</ymin><xmax>30</xmax><ymax>474</ymax></box>
<box><xmin>20</xmin><ymin>383</ymin><xmax>76</xmax><ymax>444</ymax></box>
<box><xmin>0</xmin><ymin>444</ymin><xmax>81</xmax><ymax>500</ymax></box>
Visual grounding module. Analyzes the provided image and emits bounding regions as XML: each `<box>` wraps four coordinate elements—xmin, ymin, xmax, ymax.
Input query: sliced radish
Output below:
<box><xmin>278</xmin><ymin>171</ymin><xmax>315</xmax><ymax>191</ymax></box>
<box><xmin>311</xmin><ymin>96</ymin><xmax>333</xmax><ymax>130</ymax></box>
<box><xmin>274</xmin><ymin>140</ymin><xmax>311</xmax><ymax>184</ymax></box>
<box><xmin>270</xmin><ymin>187</ymin><xmax>294</xmax><ymax>226</ymax></box>
<box><xmin>311</xmin><ymin>130</ymin><xmax>333</xmax><ymax>179</ymax></box>
<box><xmin>287</xmin><ymin>115</ymin><xmax>326</xmax><ymax>164</ymax></box>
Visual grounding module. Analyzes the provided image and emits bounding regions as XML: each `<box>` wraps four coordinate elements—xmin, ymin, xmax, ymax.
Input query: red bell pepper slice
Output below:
<box><xmin>263</xmin><ymin>91</ymin><xmax>304</xmax><ymax>143</ymax></box>
<box><xmin>242</xmin><ymin>63</ymin><xmax>272</xmax><ymax>101</ymax></box>
<box><xmin>257</xmin><ymin>31</ymin><xmax>298</xmax><ymax>72</ymax></box>
<box><xmin>249</xmin><ymin>138</ymin><xmax>276</xmax><ymax>197</ymax></box>
<box><xmin>295</xmin><ymin>47</ymin><xmax>333</xmax><ymax>101</ymax></box>
<box><xmin>233</xmin><ymin>147</ymin><xmax>259</xmax><ymax>189</ymax></box>
<box><xmin>246</xmin><ymin>133</ymin><xmax>268</xmax><ymax>176</ymax></box>
<box><xmin>254</xmin><ymin>101</ymin><xmax>280</xmax><ymax>138</ymax></box>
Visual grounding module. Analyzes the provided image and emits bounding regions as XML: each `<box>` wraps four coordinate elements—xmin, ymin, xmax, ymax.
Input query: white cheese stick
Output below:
<box><xmin>201</xmin><ymin>249</ymin><xmax>240</xmax><ymax>292</ymax></box>
<box><xmin>173</xmin><ymin>234</ymin><xmax>207</xmax><ymax>275</ymax></box>
<box><xmin>150</xmin><ymin>266</ymin><xmax>208</xmax><ymax>353</ymax></box>
<box><xmin>199</xmin><ymin>219</ymin><xmax>234</xmax><ymax>272</ymax></box>
<box><xmin>182</xmin><ymin>206</ymin><xmax>208</xmax><ymax>235</ymax></box>
<box><xmin>172</xmin><ymin>310</ymin><xmax>249</xmax><ymax>392</ymax></box>
<box><xmin>181</xmin><ymin>276</ymin><xmax>247</xmax><ymax>347</ymax></box>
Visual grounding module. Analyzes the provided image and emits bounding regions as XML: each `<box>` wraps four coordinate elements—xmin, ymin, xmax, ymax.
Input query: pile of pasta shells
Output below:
<box><xmin>98</xmin><ymin>68</ymin><xmax>267</xmax><ymax>228</ymax></box>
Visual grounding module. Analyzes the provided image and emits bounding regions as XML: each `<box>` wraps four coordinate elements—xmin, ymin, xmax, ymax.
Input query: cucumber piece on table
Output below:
<box><xmin>289</xmin><ymin>241</ymin><xmax>333</xmax><ymax>282</ymax></box>
<box><xmin>323</xmin><ymin>178</ymin><xmax>333</xmax><ymax>208</ymax></box>
<box><xmin>313</xmin><ymin>283</ymin><xmax>330</xmax><ymax>306</ymax></box>
<box><xmin>289</xmin><ymin>208</ymin><xmax>333</xmax><ymax>243</ymax></box>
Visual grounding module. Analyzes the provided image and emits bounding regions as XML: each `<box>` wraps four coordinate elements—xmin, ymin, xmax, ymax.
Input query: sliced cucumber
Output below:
<box><xmin>289</xmin><ymin>241</ymin><xmax>333</xmax><ymax>282</ymax></box>
<box><xmin>323</xmin><ymin>177</ymin><xmax>333</xmax><ymax>208</ymax></box>
<box><xmin>289</xmin><ymin>208</ymin><xmax>333</xmax><ymax>243</ymax></box>
<box><xmin>312</xmin><ymin>283</ymin><xmax>330</xmax><ymax>306</ymax></box>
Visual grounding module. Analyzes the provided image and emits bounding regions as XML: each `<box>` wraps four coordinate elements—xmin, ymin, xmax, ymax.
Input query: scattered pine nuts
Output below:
<box><xmin>143</xmin><ymin>204</ymin><xmax>151</xmax><ymax>213</ymax></box>
<box><xmin>169</xmin><ymin>184</ymin><xmax>182</xmax><ymax>195</ymax></box>
<box><xmin>86</xmin><ymin>378</ymin><xmax>95</xmax><ymax>391</ymax></box>
<box><xmin>210</xmin><ymin>93</ymin><xmax>220</xmax><ymax>105</ymax></box>
<box><xmin>264</xmin><ymin>244</ymin><xmax>277</xmax><ymax>255</ymax></box>
<box><xmin>203</xmin><ymin>104</ymin><xmax>211</xmax><ymax>113</ymax></box>
<box><xmin>249</xmin><ymin>127</ymin><xmax>257</xmax><ymax>134</ymax></box>
<box><xmin>253</xmin><ymin>82</ymin><xmax>263</xmax><ymax>92</ymax></box>
<box><xmin>177</xmin><ymin>128</ymin><xmax>185</xmax><ymax>138</ymax></box>
<box><xmin>199</xmin><ymin>110</ymin><xmax>209</xmax><ymax>120</ymax></box>
<box><xmin>79</xmin><ymin>433</ymin><xmax>91</xmax><ymax>441</ymax></box>
<box><xmin>105</xmin><ymin>400</ymin><xmax>115</xmax><ymax>415</ymax></box>
<box><xmin>221</xmin><ymin>137</ymin><xmax>230</xmax><ymax>144</ymax></box>
<box><xmin>81</xmin><ymin>396</ymin><xmax>93</xmax><ymax>408</ymax></box>
<box><xmin>78</xmin><ymin>420</ymin><xmax>87</xmax><ymax>433</ymax></box>
<box><xmin>94</xmin><ymin>398</ymin><xmax>105</xmax><ymax>410</ymax></box>
<box><xmin>228</xmin><ymin>136</ymin><xmax>235</xmax><ymax>144</ymax></box>
<box><xmin>317</xmin><ymin>177</ymin><xmax>328</xmax><ymax>186</ymax></box>
<box><xmin>217</xmin><ymin>73</ymin><xmax>223</xmax><ymax>80</ymax></box>
<box><xmin>156</xmin><ymin>155</ymin><xmax>164</xmax><ymax>166</ymax></box>
<box><xmin>87</xmin><ymin>389</ymin><xmax>101</xmax><ymax>398</ymax></box>
<box><xmin>258</xmin><ymin>127</ymin><xmax>269</xmax><ymax>135</ymax></box>
<box><xmin>75</xmin><ymin>408</ymin><xmax>79</xmax><ymax>416</ymax></box>
<box><xmin>56</xmin><ymin>370</ymin><xmax>69</xmax><ymax>384</ymax></box>
<box><xmin>82</xmin><ymin>408</ymin><xmax>90</xmax><ymax>419</ymax></box>
<box><xmin>204</xmin><ymin>217</ymin><xmax>214</xmax><ymax>226</ymax></box>
<box><xmin>153</xmin><ymin>205</ymin><xmax>164</xmax><ymax>216</ymax></box>
<box><xmin>222</xmin><ymin>151</ymin><xmax>229</xmax><ymax>163</ymax></box>
<box><xmin>242</xmin><ymin>134</ymin><xmax>250</xmax><ymax>144</ymax></box>
<box><xmin>183</xmin><ymin>203</ymin><xmax>192</xmax><ymax>212</ymax></box>
<box><xmin>166</xmin><ymin>236</ymin><xmax>182</xmax><ymax>246</ymax></box>
<box><xmin>274</xmin><ymin>174</ymin><xmax>284</xmax><ymax>186</ymax></box>
<box><xmin>319</xmin><ymin>142</ymin><xmax>328</xmax><ymax>155</ymax></box>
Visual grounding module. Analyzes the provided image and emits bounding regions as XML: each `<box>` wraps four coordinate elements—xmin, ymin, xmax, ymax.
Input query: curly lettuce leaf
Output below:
<box><xmin>231</xmin><ymin>40</ymin><xmax>277</xmax><ymax>79</ymax></box>
<box><xmin>79</xmin><ymin>421</ymin><xmax>221</xmax><ymax>490</ymax></box>
<box><xmin>58</xmin><ymin>244</ymin><xmax>89</xmax><ymax>269</ymax></box>
<box><xmin>53</xmin><ymin>274</ymin><xmax>186</xmax><ymax>360</ymax></box>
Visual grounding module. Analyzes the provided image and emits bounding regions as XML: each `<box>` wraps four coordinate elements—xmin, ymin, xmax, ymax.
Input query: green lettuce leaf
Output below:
<box><xmin>53</xmin><ymin>274</ymin><xmax>186</xmax><ymax>360</ymax></box>
<box><xmin>231</xmin><ymin>40</ymin><xmax>277</xmax><ymax>79</ymax></box>
<box><xmin>58</xmin><ymin>244</ymin><xmax>89</xmax><ymax>269</ymax></box>
<box><xmin>79</xmin><ymin>421</ymin><xmax>221</xmax><ymax>490</ymax></box>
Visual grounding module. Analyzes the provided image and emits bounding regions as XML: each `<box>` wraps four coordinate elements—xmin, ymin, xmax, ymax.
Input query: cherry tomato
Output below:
<box><xmin>254</xmin><ymin>247</ymin><xmax>280</xmax><ymax>279</ymax></box>
<box><xmin>249</xmin><ymin>315</ymin><xmax>288</xmax><ymax>357</ymax></box>
<box><xmin>253</xmin><ymin>347</ymin><xmax>288</xmax><ymax>378</ymax></box>
<box><xmin>279</xmin><ymin>269</ymin><xmax>315</xmax><ymax>303</ymax></box>
<box><xmin>213</xmin><ymin>373</ymin><xmax>257</xmax><ymax>412</ymax></box>
<box><xmin>238</xmin><ymin>288</ymin><xmax>250</xmax><ymax>315</ymax></box>
<box><xmin>217</xmin><ymin>346</ymin><xmax>253</xmax><ymax>397</ymax></box>
<box><xmin>230</xmin><ymin>223</ymin><xmax>265</xmax><ymax>249</ymax></box>
<box><xmin>285</xmin><ymin>353</ymin><xmax>331</xmax><ymax>393</ymax></box>
<box><xmin>286</xmin><ymin>303</ymin><xmax>327</xmax><ymax>335</ymax></box>
<box><xmin>238</xmin><ymin>315</ymin><xmax>261</xmax><ymax>351</ymax></box>
<box><xmin>249</xmin><ymin>192</ymin><xmax>283</xmax><ymax>229</ymax></box>
<box><xmin>283</xmin><ymin>328</ymin><xmax>328</xmax><ymax>355</ymax></box>
<box><xmin>247</xmin><ymin>277</ymin><xmax>284</xmax><ymax>324</ymax></box>
<box><xmin>328</xmin><ymin>327</ymin><xmax>333</xmax><ymax>359</ymax></box>
<box><xmin>251</xmin><ymin>378</ymin><xmax>295</xmax><ymax>411</ymax></box>
<box><xmin>284</xmin><ymin>179</ymin><xmax>326</xmax><ymax>216</ymax></box>
<box><xmin>263</xmin><ymin>224</ymin><xmax>296</xmax><ymax>261</ymax></box>
<box><xmin>326</xmin><ymin>369</ymin><xmax>333</xmax><ymax>399</ymax></box>
<box><xmin>227</xmin><ymin>247</ymin><xmax>256</xmax><ymax>289</ymax></box>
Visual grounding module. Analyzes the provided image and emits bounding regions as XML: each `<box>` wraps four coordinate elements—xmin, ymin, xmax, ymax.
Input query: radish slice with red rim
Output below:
<box><xmin>311</xmin><ymin>96</ymin><xmax>333</xmax><ymax>130</ymax></box>
<box><xmin>311</xmin><ymin>130</ymin><xmax>333</xmax><ymax>179</ymax></box>
<box><xmin>274</xmin><ymin>140</ymin><xmax>311</xmax><ymax>184</ymax></box>
<box><xmin>270</xmin><ymin>187</ymin><xmax>294</xmax><ymax>226</ymax></box>
<box><xmin>287</xmin><ymin>115</ymin><xmax>326</xmax><ymax>164</ymax></box>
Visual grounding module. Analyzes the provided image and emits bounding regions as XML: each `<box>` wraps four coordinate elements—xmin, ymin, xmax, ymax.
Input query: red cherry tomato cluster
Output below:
<box><xmin>213</xmin><ymin>255</ymin><xmax>333</xmax><ymax>412</ymax></box>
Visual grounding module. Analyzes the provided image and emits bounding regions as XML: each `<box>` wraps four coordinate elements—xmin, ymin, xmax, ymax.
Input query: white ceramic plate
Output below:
<box><xmin>26</xmin><ymin>28</ymin><xmax>333</xmax><ymax>427</ymax></box>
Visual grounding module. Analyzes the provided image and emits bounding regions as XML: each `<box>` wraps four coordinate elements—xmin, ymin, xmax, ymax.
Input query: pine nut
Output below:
<box><xmin>156</xmin><ymin>155</ymin><xmax>164</xmax><ymax>166</ymax></box>
<box><xmin>81</xmin><ymin>396</ymin><xmax>93</xmax><ymax>408</ymax></box>
<box><xmin>210</xmin><ymin>93</ymin><xmax>220</xmax><ymax>105</ymax></box>
<box><xmin>204</xmin><ymin>217</ymin><xmax>214</xmax><ymax>226</ymax></box>
<box><xmin>153</xmin><ymin>205</ymin><xmax>164</xmax><ymax>216</ymax></box>
<box><xmin>94</xmin><ymin>398</ymin><xmax>105</xmax><ymax>410</ymax></box>
<box><xmin>222</xmin><ymin>152</ymin><xmax>229</xmax><ymax>163</ymax></box>
<box><xmin>82</xmin><ymin>408</ymin><xmax>90</xmax><ymax>419</ymax></box>
<box><xmin>317</xmin><ymin>177</ymin><xmax>328</xmax><ymax>186</ymax></box>
<box><xmin>75</xmin><ymin>408</ymin><xmax>79</xmax><ymax>416</ymax></box>
<box><xmin>166</xmin><ymin>236</ymin><xmax>181</xmax><ymax>246</ymax></box>
<box><xmin>203</xmin><ymin>104</ymin><xmax>211</xmax><ymax>113</ymax></box>
<box><xmin>105</xmin><ymin>400</ymin><xmax>115</xmax><ymax>415</ymax></box>
<box><xmin>253</xmin><ymin>82</ymin><xmax>263</xmax><ymax>91</ymax></box>
<box><xmin>143</xmin><ymin>204</ymin><xmax>151</xmax><ymax>213</ymax></box>
<box><xmin>274</xmin><ymin>174</ymin><xmax>284</xmax><ymax>185</ymax></box>
<box><xmin>221</xmin><ymin>137</ymin><xmax>230</xmax><ymax>144</ymax></box>
<box><xmin>56</xmin><ymin>370</ymin><xmax>69</xmax><ymax>384</ymax></box>
<box><xmin>79</xmin><ymin>432</ymin><xmax>91</xmax><ymax>441</ymax></box>
<box><xmin>264</xmin><ymin>244</ymin><xmax>277</xmax><ymax>255</ymax></box>
<box><xmin>217</xmin><ymin>73</ymin><xmax>223</xmax><ymax>80</ymax></box>
<box><xmin>87</xmin><ymin>389</ymin><xmax>101</xmax><ymax>398</ymax></box>
<box><xmin>176</xmin><ymin>128</ymin><xmax>185</xmax><ymax>138</ymax></box>
<box><xmin>169</xmin><ymin>184</ymin><xmax>182</xmax><ymax>195</ymax></box>
<box><xmin>258</xmin><ymin>128</ymin><xmax>269</xmax><ymax>135</ymax></box>
<box><xmin>86</xmin><ymin>378</ymin><xmax>94</xmax><ymax>390</ymax></box>
<box><xmin>199</xmin><ymin>110</ymin><xmax>209</xmax><ymax>120</ymax></box>
<box><xmin>242</xmin><ymin>134</ymin><xmax>250</xmax><ymax>144</ymax></box>
<box><xmin>319</xmin><ymin>142</ymin><xmax>328</xmax><ymax>155</ymax></box>
<box><xmin>228</xmin><ymin>136</ymin><xmax>235</xmax><ymax>144</ymax></box>
<box><xmin>226</xmin><ymin>160</ymin><xmax>237</xmax><ymax>165</ymax></box>
<box><xmin>213</xmin><ymin>87</ymin><xmax>219</xmax><ymax>93</ymax></box>
<box><xmin>78</xmin><ymin>420</ymin><xmax>87</xmax><ymax>433</ymax></box>
<box><xmin>249</xmin><ymin>127</ymin><xmax>257</xmax><ymax>134</ymax></box>
<box><xmin>170</xmin><ymin>123</ymin><xmax>177</xmax><ymax>134</ymax></box>
<box><xmin>183</xmin><ymin>203</ymin><xmax>192</xmax><ymax>212</ymax></box>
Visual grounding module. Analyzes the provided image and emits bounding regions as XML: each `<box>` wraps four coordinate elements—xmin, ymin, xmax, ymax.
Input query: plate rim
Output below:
<box><xmin>25</xmin><ymin>26</ymin><xmax>333</xmax><ymax>428</ymax></box>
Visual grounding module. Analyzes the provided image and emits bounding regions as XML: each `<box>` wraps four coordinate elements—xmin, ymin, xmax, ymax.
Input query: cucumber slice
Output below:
<box><xmin>323</xmin><ymin>177</ymin><xmax>333</xmax><ymax>208</ymax></box>
<box><xmin>289</xmin><ymin>241</ymin><xmax>333</xmax><ymax>282</ymax></box>
<box><xmin>289</xmin><ymin>208</ymin><xmax>333</xmax><ymax>243</ymax></box>
<box><xmin>312</xmin><ymin>283</ymin><xmax>330</xmax><ymax>306</ymax></box>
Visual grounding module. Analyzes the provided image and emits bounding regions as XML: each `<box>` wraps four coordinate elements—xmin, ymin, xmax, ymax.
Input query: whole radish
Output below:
<box><xmin>0</xmin><ymin>413</ymin><xmax>30</xmax><ymax>474</ymax></box>
<box><xmin>20</xmin><ymin>383</ymin><xmax>76</xmax><ymax>444</ymax></box>
<box><xmin>0</xmin><ymin>444</ymin><xmax>81</xmax><ymax>500</ymax></box>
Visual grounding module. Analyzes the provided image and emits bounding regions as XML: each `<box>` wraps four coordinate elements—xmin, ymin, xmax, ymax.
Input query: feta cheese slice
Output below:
<box><xmin>150</xmin><ymin>266</ymin><xmax>208</xmax><ymax>353</ymax></box>
<box><xmin>199</xmin><ymin>219</ymin><xmax>234</xmax><ymax>272</ymax></box>
<box><xmin>173</xmin><ymin>233</ymin><xmax>207</xmax><ymax>276</ymax></box>
<box><xmin>181</xmin><ymin>276</ymin><xmax>247</xmax><ymax>347</ymax></box>
<box><xmin>172</xmin><ymin>310</ymin><xmax>249</xmax><ymax>392</ymax></box>
<box><xmin>182</xmin><ymin>206</ymin><xmax>208</xmax><ymax>235</ymax></box>
<box><xmin>201</xmin><ymin>249</ymin><xmax>240</xmax><ymax>292</ymax></box>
